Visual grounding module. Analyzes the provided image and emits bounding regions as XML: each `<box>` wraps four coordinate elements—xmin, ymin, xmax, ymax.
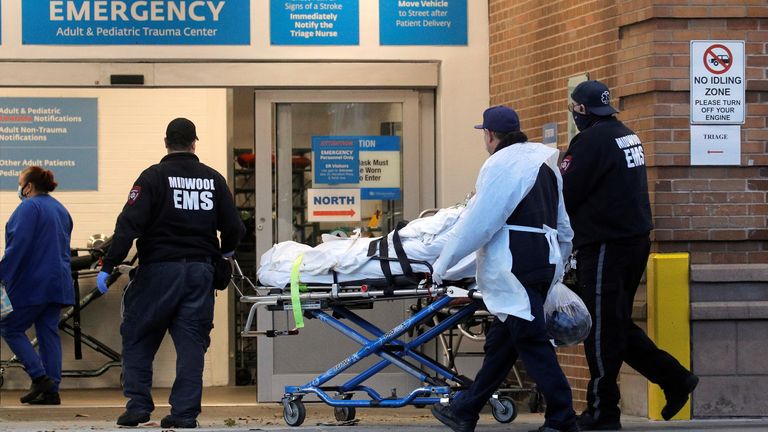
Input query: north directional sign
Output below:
<box><xmin>307</xmin><ymin>188</ymin><xmax>361</xmax><ymax>222</ymax></box>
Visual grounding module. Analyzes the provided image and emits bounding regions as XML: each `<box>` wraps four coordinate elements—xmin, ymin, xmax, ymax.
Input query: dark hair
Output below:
<box><xmin>166</xmin><ymin>134</ymin><xmax>195</xmax><ymax>151</ymax></box>
<box><xmin>22</xmin><ymin>166</ymin><xmax>58</xmax><ymax>192</ymax></box>
<box><xmin>492</xmin><ymin>130</ymin><xmax>529</xmax><ymax>144</ymax></box>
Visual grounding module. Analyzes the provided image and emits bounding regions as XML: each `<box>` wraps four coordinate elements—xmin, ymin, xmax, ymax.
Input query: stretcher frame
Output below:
<box><xmin>236</xmin><ymin>258</ymin><xmax>518</xmax><ymax>427</ymax></box>
<box><xmin>0</xmin><ymin>247</ymin><xmax>132</xmax><ymax>389</ymax></box>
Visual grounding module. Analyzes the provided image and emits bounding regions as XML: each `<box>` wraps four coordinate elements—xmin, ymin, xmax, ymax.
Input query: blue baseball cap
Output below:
<box><xmin>571</xmin><ymin>80</ymin><xmax>619</xmax><ymax>116</ymax></box>
<box><xmin>474</xmin><ymin>106</ymin><xmax>520</xmax><ymax>133</ymax></box>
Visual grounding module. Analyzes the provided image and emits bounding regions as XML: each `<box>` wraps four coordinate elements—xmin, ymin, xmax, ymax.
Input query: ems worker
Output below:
<box><xmin>430</xmin><ymin>106</ymin><xmax>578</xmax><ymax>432</ymax></box>
<box><xmin>561</xmin><ymin>80</ymin><xmax>698</xmax><ymax>430</ymax></box>
<box><xmin>97</xmin><ymin>118</ymin><xmax>245</xmax><ymax>428</ymax></box>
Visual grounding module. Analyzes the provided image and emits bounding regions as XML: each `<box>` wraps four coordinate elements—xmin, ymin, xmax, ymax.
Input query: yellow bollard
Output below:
<box><xmin>645</xmin><ymin>253</ymin><xmax>691</xmax><ymax>420</ymax></box>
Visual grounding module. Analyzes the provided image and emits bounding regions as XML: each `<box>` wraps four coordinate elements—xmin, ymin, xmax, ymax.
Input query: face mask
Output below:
<box><xmin>572</xmin><ymin>111</ymin><xmax>592</xmax><ymax>132</ymax></box>
<box><xmin>17</xmin><ymin>183</ymin><xmax>29</xmax><ymax>201</ymax></box>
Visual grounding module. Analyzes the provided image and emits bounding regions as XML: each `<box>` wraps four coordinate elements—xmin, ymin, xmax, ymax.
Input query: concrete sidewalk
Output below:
<box><xmin>1</xmin><ymin>388</ymin><xmax>766</xmax><ymax>431</ymax></box>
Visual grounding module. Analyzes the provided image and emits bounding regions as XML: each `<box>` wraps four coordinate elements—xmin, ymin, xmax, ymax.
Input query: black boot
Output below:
<box><xmin>28</xmin><ymin>392</ymin><xmax>61</xmax><ymax>405</ymax></box>
<box><xmin>430</xmin><ymin>404</ymin><xmax>476</xmax><ymax>432</ymax></box>
<box><xmin>161</xmin><ymin>415</ymin><xmax>198</xmax><ymax>429</ymax></box>
<box><xmin>116</xmin><ymin>410</ymin><xmax>150</xmax><ymax>427</ymax></box>
<box><xmin>20</xmin><ymin>376</ymin><xmax>54</xmax><ymax>404</ymax></box>
<box><xmin>661</xmin><ymin>374</ymin><xmax>699</xmax><ymax>420</ymax></box>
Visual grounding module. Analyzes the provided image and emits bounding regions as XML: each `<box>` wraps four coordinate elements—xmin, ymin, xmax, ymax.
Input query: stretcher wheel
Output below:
<box><xmin>491</xmin><ymin>396</ymin><xmax>517</xmax><ymax>423</ymax></box>
<box><xmin>334</xmin><ymin>406</ymin><xmax>356</xmax><ymax>422</ymax></box>
<box><xmin>283</xmin><ymin>399</ymin><xmax>306</xmax><ymax>427</ymax></box>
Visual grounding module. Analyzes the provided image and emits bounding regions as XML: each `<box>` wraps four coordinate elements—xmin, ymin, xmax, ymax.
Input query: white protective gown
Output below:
<box><xmin>432</xmin><ymin>142</ymin><xmax>573</xmax><ymax>322</ymax></box>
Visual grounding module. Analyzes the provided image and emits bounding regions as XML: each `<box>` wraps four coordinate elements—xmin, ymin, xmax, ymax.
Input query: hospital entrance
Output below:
<box><xmin>244</xmin><ymin>90</ymin><xmax>449</xmax><ymax>402</ymax></box>
<box><xmin>0</xmin><ymin>82</ymin><xmax>476</xmax><ymax>405</ymax></box>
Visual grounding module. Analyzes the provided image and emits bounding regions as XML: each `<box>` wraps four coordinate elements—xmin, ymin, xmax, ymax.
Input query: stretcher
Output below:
<box><xmin>235</xmin><ymin>256</ymin><xmax>519</xmax><ymax>427</ymax></box>
<box><xmin>0</xmin><ymin>236</ymin><xmax>131</xmax><ymax>389</ymax></box>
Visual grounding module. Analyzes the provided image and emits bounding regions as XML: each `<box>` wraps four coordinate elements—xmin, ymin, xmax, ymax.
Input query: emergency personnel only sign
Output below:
<box><xmin>690</xmin><ymin>40</ymin><xmax>745</xmax><ymax>124</ymax></box>
<box><xmin>307</xmin><ymin>188</ymin><xmax>361</xmax><ymax>222</ymax></box>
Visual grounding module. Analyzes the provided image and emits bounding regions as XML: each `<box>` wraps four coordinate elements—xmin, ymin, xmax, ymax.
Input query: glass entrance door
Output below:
<box><xmin>252</xmin><ymin>90</ymin><xmax>433</xmax><ymax>401</ymax></box>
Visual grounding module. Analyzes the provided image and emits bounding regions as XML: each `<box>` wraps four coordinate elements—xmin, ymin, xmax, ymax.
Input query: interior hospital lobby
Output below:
<box><xmin>0</xmin><ymin>0</ymin><xmax>767</xmax><ymax>428</ymax></box>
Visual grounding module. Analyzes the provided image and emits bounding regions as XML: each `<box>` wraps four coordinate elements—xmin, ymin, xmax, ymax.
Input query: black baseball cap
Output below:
<box><xmin>474</xmin><ymin>106</ymin><xmax>520</xmax><ymax>133</ymax></box>
<box><xmin>571</xmin><ymin>80</ymin><xmax>619</xmax><ymax>116</ymax></box>
<box><xmin>166</xmin><ymin>117</ymin><xmax>198</xmax><ymax>142</ymax></box>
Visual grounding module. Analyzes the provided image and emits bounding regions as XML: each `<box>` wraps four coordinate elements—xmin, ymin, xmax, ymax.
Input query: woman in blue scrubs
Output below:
<box><xmin>0</xmin><ymin>166</ymin><xmax>73</xmax><ymax>405</ymax></box>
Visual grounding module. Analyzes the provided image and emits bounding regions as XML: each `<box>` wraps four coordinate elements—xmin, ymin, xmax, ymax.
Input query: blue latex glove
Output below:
<box><xmin>96</xmin><ymin>271</ymin><xmax>110</xmax><ymax>294</ymax></box>
<box><xmin>222</xmin><ymin>251</ymin><xmax>235</xmax><ymax>258</ymax></box>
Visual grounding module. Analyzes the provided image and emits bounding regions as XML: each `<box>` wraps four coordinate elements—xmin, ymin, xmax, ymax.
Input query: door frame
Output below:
<box><xmin>253</xmin><ymin>89</ymin><xmax>434</xmax><ymax>401</ymax></box>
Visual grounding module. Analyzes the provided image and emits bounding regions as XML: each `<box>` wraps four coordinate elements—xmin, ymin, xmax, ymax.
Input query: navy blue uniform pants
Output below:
<box><xmin>0</xmin><ymin>303</ymin><xmax>63</xmax><ymax>391</ymax></box>
<box><xmin>121</xmin><ymin>260</ymin><xmax>214</xmax><ymax>420</ymax></box>
<box><xmin>576</xmin><ymin>236</ymin><xmax>690</xmax><ymax>422</ymax></box>
<box><xmin>451</xmin><ymin>283</ymin><xmax>577</xmax><ymax>431</ymax></box>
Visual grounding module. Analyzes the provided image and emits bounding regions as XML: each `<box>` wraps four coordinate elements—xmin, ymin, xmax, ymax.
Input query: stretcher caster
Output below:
<box><xmin>490</xmin><ymin>396</ymin><xmax>517</xmax><ymax>423</ymax></box>
<box><xmin>334</xmin><ymin>406</ymin><xmax>356</xmax><ymax>422</ymax></box>
<box><xmin>282</xmin><ymin>398</ymin><xmax>306</xmax><ymax>427</ymax></box>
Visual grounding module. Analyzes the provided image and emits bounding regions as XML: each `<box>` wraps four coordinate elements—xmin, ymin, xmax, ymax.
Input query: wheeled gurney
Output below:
<box><xmin>236</xmin><ymin>255</ymin><xmax>519</xmax><ymax>427</ymax></box>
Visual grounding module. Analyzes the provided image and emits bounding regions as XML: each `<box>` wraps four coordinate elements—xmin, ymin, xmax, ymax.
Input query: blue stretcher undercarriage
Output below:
<box><xmin>235</xmin><ymin>257</ymin><xmax>519</xmax><ymax>427</ymax></box>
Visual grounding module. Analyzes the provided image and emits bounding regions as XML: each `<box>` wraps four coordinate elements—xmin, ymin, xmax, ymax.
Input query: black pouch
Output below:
<box><xmin>213</xmin><ymin>257</ymin><xmax>233</xmax><ymax>290</ymax></box>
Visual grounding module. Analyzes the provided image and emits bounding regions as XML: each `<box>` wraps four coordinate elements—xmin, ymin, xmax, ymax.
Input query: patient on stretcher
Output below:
<box><xmin>258</xmin><ymin>206</ymin><xmax>476</xmax><ymax>287</ymax></box>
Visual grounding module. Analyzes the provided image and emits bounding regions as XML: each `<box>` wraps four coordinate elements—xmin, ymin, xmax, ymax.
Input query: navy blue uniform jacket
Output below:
<box><xmin>102</xmin><ymin>152</ymin><xmax>245</xmax><ymax>273</ymax></box>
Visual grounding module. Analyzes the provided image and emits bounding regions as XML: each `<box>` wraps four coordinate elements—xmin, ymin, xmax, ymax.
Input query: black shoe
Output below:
<box><xmin>661</xmin><ymin>374</ymin><xmax>699</xmax><ymax>420</ymax></box>
<box><xmin>20</xmin><ymin>376</ymin><xmax>54</xmax><ymax>404</ymax></box>
<box><xmin>430</xmin><ymin>404</ymin><xmax>475</xmax><ymax>432</ymax></box>
<box><xmin>28</xmin><ymin>392</ymin><xmax>61</xmax><ymax>405</ymax></box>
<box><xmin>531</xmin><ymin>425</ymin><xmax>581</xmax><ymax>432</ymax></box>
<box><xmin>577</xmin><ymin>411</ymin><xmax>621</xmax><ymax>431</ymax></box>
<box><xmin>116</xmin><ymin>410</ymin><xmax>150</xmax><ymax>427</ymax></box>
<box><xmin>161</xmin><ymin>415</ymin><xmax>198</xmax><ymax>429</ymax></box>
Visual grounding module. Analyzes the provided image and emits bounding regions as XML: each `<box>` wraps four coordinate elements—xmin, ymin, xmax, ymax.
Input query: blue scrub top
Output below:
<box><xmin>0</xmin><ymin>194</ymin><xmax>74</xmax><ymax>307</ymax></box>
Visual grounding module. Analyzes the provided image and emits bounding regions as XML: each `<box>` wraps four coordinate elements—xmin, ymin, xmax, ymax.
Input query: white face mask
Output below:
<box><xmin>17</xmin><ymin>184</ymin><xmax>27</xmax><ymax>201</ymax></box>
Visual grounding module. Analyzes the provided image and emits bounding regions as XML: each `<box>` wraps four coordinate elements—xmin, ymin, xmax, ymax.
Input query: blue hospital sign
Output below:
<box><xmin>0</xmin><ymin>98</ymin><xmax>98</xmax><ymax>191</ymax></box>
<box><xmin>22</xmin><ymin>0</ymin><xmax>250</xmax><ymax>45</ymax></box>
<box><xmin>312</xmin><ymin>136</ymin><xmax>360</xmax><ymax>185</ymax></box>
<box><xmin>271</xmin><ymin>0</ymin><xmax>359</xmax><ymax>45</ymax></box>
<box><xmin>379</xmin><ymin>0</ymin><xmax>467</xmax><ymax>46</ymax></box>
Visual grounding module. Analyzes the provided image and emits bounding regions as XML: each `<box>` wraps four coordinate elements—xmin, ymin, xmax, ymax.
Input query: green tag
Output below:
<box><xmin>290</xmin><ymin>254</ymin><xmax>308</xmax><ymax>329</ymax></box>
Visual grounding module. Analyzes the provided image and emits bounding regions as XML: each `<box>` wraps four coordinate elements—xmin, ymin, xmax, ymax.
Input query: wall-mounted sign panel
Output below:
<box><xmin>690</xmin><ymin>125</ymin><xmax>741</xmax><ymax>166</ymax></box>
<box><xmin>22</xmin><ymin>0</ymin><xmax>250</xmax><ymax>45</ymax></box>
<box><xmin>359</xmin><ymin>136</ymin><xmax>400</xmax><ymax>200</ymax></box>
<box><xmin>542</xmin><ymin>122</ymin><xmax>557</xmax><ymax>146</ymax></box>
<box><xmin>379</xmin><ymin>0</ymin><xmax>467</xmax><ymax>46</ymax></box>
<box><xmin>0</xmin><ymin>97</ymin><xmax>98</xmax><ymax>190</ymax></box>
<box><xmin>307</xmin><ymin>188</ymin><xmax>361</xmax><ymax>222</ymax></box>
<box><xmin>271</xmin><ymin>0</ymin><xmax>359</xmax><ymax>45</ymax></box>
<box><xmin>312</xmin><ymin>136</ymin><xmax>359</xmax><ymax>185</ymax></box>
<box><xmin>690</xmin><ymin>40</ymin><xmax>745</xmax><ymax>124</ymax></box>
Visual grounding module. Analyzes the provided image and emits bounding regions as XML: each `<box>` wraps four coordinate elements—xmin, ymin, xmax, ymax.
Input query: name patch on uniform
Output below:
<box><xmin>614</xmin><ymin>134</ymin><xmax>646</xmax><ymax>168</ymax></box>
<box><xmin>127</xmin><ymin>186</ymin><xmax>142</xmax><ymax>205</ymax></box>
<box><xmin>559</xmin><ymin>155</ymin><xmax>573</xmax><ymax>174</ymax></box>
<box><xmin>168</xmin><ymin>176</ymin><xmax>215</xmax><ymax>211</ymax></box>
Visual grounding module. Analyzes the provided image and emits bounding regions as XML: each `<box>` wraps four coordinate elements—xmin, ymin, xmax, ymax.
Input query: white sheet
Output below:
<box><xmin>257</xmin><ymin>207</ymin><xmax>476</xmax><ymax>287</ymax></box>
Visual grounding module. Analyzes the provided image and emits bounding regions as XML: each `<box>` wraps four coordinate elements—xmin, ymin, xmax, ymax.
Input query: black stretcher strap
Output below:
<box><xmin>391</xmin><ymin>221</ymin><xmax>415</xmax><ymax>280</ymax></box>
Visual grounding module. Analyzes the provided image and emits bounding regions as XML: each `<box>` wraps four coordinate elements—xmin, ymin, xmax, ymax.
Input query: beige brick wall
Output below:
<box><xmin>489</xmin><ymin>0</ymin><xmax>767</xmax><ymax>411</ymax></box>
